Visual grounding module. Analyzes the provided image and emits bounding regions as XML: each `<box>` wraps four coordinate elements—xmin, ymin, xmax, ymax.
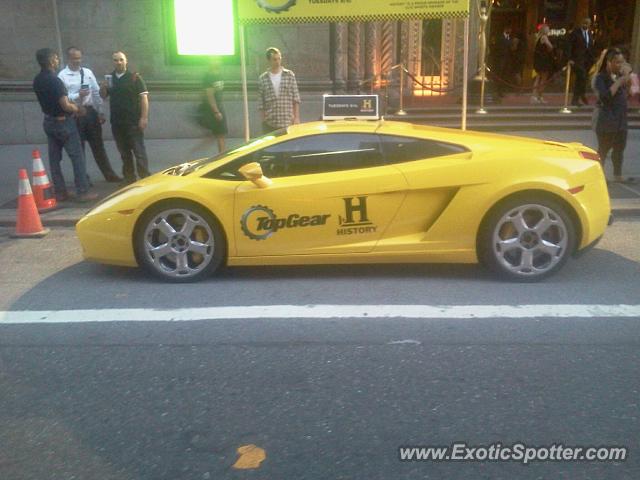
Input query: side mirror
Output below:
<box><xmin>238</xmin><ymin>162</ymin><xmax>273</xmax><ymax>188</ymax></box>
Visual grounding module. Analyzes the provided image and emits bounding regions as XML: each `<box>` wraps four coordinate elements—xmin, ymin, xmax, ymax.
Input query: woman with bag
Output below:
<box><xmin>591</xmin><ymin>48</ymin><xmax>635</xmax><ymax>183</ymax></box>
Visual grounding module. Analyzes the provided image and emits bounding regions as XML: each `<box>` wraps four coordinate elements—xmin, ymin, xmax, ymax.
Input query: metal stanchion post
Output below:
<box><xmin>396</xmin><ymin>65</ymin><xmax>407</xmax><ymax>115</ymax></box>
<box><xmin>384</xmin><ymin>75</ymin><xmax>389</xmax><ymax>115</ymax></box>
<box><xmin>476</xmin><ymin>0</ymin><xmax>490</xmax><ymax>115</ymax></box>
<box><xmin>560</xmin><ymin>62</ymin><xmax>573</xmax><ymax>114</ymax></box>
<box><xmin>477</xmin><ymin>63</ymin><xmax>488</xmax><ymax>114</ymax></box>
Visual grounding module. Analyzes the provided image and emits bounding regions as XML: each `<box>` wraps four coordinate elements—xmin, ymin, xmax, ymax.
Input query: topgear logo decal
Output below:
<box><xmin>255</xmin><ymin>0</ymin><xmax>297</xmax><ymax>13</ymax></box>
<box><xmin>241</xmin><ymin>205</ymin><xmax>331</xmax><ymax>241</ymax></box>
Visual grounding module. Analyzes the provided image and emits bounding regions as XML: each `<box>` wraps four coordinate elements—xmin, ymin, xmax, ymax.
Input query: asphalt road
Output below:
<box><xmin>0</xmin><ymin>219</ymin><xmax>639</xmax><ymax>479</ymax></box>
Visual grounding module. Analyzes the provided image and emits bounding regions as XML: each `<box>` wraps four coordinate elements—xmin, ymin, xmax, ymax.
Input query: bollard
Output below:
<box><xmin>477</xmin><ymin>62</ymin><xmax>488</xmax><ymax>114</ymax></box>
<box><xmin>560</xmin><ymin>62</ymin><xmax>573</xmax><ymax>114</ymax></box>
<box><xmin>396</xmin><ymin>65</ymin><xmax>407</xmax><ymax>116</ymax></box>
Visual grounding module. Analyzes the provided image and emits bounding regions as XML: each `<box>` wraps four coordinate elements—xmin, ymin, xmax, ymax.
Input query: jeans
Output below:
<box><xmin>112</xmin><ymin>123</ymin><xmax>150</xmax><ymax>181</ymax></box>
<box><xmin>77</xmin><ymin>107</ymin><xmax>118</xmax><ymax>179</ymax></box>
<box><xmin>43</xmin><ymin>116</ymin><xmax>89</xmax><ymax>196</ymax></box>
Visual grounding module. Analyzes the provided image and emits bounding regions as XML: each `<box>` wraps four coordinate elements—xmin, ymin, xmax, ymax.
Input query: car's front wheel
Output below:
<box><xmin>478</xmin><ymin>196</ymin><xmax>576</xmax><ymax>281</ymax></box>
<box><xmin>135</xmin><ymin>202</ymin><xmax>225</xmax><ymax>282</ymax></box>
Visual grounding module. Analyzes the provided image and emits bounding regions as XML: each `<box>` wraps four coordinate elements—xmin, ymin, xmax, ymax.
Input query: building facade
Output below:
<box><xmin>0</xmin><ymin>0</ymin><xmax>638</xmax><ymax>143</ymax></box>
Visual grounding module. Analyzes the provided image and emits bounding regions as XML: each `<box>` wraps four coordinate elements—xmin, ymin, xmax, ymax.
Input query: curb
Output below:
<box><xmin>612</xmin><ymin>208</ymin><xmax>640</xmax><ymax>217</ymax></box>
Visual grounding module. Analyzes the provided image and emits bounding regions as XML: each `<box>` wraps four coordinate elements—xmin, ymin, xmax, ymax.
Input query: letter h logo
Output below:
<box><xmin>341</xmin><ymin>196</ymin><xmax>370</xmax><ymax>225</ymax></box>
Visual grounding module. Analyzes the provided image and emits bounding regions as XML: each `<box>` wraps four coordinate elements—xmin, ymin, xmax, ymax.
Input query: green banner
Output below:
<box><xmin>238</xmin><ymin>0</ymin><xmax>470</xmax><ymax>24</ymax></box>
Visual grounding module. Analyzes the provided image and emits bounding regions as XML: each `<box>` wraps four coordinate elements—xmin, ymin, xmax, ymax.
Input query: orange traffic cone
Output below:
<box><xmin>11</xmin><ymin>169</ymin><xmax>50</xmax><ymax>238</ymax></box>
<box><xmin>31</xmin><ymin>149</ymin><xmax>57</xmax><ymax>212</ymax></box>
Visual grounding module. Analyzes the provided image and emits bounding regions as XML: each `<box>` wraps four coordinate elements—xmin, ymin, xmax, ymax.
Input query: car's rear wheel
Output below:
<box><xmin>478</xmin><ymin>196</ymin><xmax>576</xmax><ymax>281</ymax></box>
<box><xmin>135</xmin><ymin>202</ymin><xmax>225</xmax><ymax>282</ymax></box>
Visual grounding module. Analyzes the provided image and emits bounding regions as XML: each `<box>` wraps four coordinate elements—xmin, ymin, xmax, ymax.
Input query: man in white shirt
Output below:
<box><xmin>257</xmin><ymin>47</ymin><xmax>301</xmax><ymax>134</ymax></box>
<box><xmin>58</xmin><ymin>46</ymin><xmax>121</xmax><ymax>182</ymax></box>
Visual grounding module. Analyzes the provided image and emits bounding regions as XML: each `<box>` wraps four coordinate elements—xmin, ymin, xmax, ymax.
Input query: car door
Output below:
<box><xmin>373</xmin><ymin>133</ymin><xmax>473</xmax><ymax>253</ymax></box>
<box><xmin>228</xmin><ymin>133</ymin><xmax>407</xmax><ymax>257</ymax></box>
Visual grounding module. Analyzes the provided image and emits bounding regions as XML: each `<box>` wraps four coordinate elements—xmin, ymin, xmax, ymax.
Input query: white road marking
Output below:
<box><xmin>0</xmin><ymin>305</ymin><xmax>639</xmax><ymax>324</ymax></box>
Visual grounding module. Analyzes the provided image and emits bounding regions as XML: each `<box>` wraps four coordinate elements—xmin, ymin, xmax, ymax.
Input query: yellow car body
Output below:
<box><xmin>76</xmin><ymin>120</ymin><xmax>610</xmax><ymax>281</ymax></box>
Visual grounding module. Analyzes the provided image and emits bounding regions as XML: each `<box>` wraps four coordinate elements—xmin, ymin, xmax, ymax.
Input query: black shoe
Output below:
<box><xmin>615</xmin><ymin>176</ymin><xmax>637</xmax><ymax>184</ymax></box>
<box><xmin>75</xmin><ymin>192</ymin><xmax>99</xmax><ymax>203</ymax></box>
<box><xmin>56</xmin><ymin>192</ymin><xmax>74</xmax><ymax>202</ymax></box>
<box><xmin>120</xmin><ymin>177</ymin><xmax>136</xmax><ymax>186</ymax></box>
<box><xmin>105</xmin><ymin>174</ymin><xmax>123</xmax><ymax>183</ymax></box>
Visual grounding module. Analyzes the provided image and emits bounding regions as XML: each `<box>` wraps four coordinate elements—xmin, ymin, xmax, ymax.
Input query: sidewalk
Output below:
<box><xmin>0</xmin><ymin>131</ymin><xmax>639</xmax><ymax>227</ymax></box>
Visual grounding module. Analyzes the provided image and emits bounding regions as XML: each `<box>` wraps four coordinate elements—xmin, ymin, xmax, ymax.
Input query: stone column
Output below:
<box><xmin>405</xmin><ymin>20</ymin><xmax>422</xmax><ymax>80</ymax></box>
<box><xmin>575</xmin><ymin>0</ymin><xmax>589</xmax><ymax>24</ymax></box>
<box><xmin>348</xmin><ymin>22</ymin><xmax>362</xmax><ymax>92</ymax></box>
<box><xmin>398</xmin><ymin>21</ymin><xmax>416</xmax><ymax>94</ymax></box>
<box><xmin>469</xmin><ymin>1</ymin><xmax>481</xmax><ymax>75</ymax></box>
<box><xmin>332</xmin><ymin>22</ymin><xmax>348</xmax><ymax>93</ymax></box>
<box><xmin>364</xmin><ymin>22</ymin><xmax>380</xmax><ymax>91</ymax></box>
<box><xmin>440</xmin><ymin>19</ymin><xmax>459</xmax><ymax>91</ymax></box>
<box><xmin>631</xmin><ymin>0</ymin><xmax>640</xmax><ymax>70</ymax></box>
<box><xmin>380</xmin><ymin>21</ymin><xmax>395</xmax><ymax>81</ymax></box>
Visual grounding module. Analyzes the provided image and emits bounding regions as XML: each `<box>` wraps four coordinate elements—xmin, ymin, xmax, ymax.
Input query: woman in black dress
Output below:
<box><xmin>532</xmin><ymin>24</ymin><xmax>554</xmax><ymax>103</ymax></box>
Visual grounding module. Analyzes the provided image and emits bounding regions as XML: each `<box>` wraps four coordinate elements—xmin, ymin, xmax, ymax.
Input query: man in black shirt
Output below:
<box><xmin>32</xmin><ymin>48</ymin><xmax>97</xmax><ymax>202</ymax></box>
<box><xmin>100</xmin><ymin>51</ymin><xmax>150</xmax><ymax>184</ymax></box>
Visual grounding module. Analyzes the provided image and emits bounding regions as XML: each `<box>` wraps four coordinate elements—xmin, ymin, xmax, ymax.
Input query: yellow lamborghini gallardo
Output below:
<box><xmin>76</xmin><ymin>120</ymin><xmax>611</xmax><ymax>282</ymax></box>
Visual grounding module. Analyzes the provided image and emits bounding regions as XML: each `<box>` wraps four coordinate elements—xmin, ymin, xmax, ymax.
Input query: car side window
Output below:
<box><xmin>209</xmin><ymin>133</ymin><xmax>384</xmax><ymax>180</ymax></box>
<box><xmin>380</xmin><ymin>135</ymin><xmax>468</xmax><ymax>164</ymax></box>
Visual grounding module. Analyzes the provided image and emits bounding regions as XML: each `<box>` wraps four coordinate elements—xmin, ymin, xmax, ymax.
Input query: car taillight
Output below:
<box><xmin>579</xmin><ymin>151</ymin><xmax>600</xmax><ymax>161</ymax></box>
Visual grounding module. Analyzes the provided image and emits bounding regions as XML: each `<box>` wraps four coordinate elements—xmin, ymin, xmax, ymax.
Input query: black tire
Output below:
<box><xmin>134</xmin><ymin>201</ymin><xmax>226</xmax><ymax>282</ymax></box>
<box><xmin>477</xmin><ymin>196</ymin><xmax>576</xmax><ymax>282</ymax></box>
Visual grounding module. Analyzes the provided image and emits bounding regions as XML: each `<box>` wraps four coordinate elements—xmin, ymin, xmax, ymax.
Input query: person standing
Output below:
<box><xmin>592</xmin><ymin>48</ymin><xmax>635</xmax><ymax>183</ymax></box>
<box><xmin>58</xmin><ymin>46</ymin><xmax>121</xmax><ymax>183</ymax></box>
<box><xmin>493</xmin><ymin>26</ymin><xmax>513</xmax><ymax>100</ymax></box>
<box><xmin>507</xmin><ymin>34</ymin><xmax>526</xmax><ymax>87</ymax></box>
<box><xmin>196</xmin><ymin>57</ymin><xmax>227</xmax><ymax>153</ymax></box>
<box><xmin>100</xmin><ymin>51</ymin><xmax>150</xmax><ymax>184</ymax></box>
<box><xmin>258</xmin><ymin>47</ymin><xmax>301</xmax><ymax>134</ymax></box>
<box><xmin>32</xmin><ymin>48</ymin><xmax>97</xmax><ymax>202</ymax></box>
<box><xmin>532</xmin><ymin>24</ymin><xmax>554</xmax><ymax>104</ymax></box>
<box><xmin>568</xmin><ymin>18</ymin><xmax>595</xmax><ymax>107</ymax></box>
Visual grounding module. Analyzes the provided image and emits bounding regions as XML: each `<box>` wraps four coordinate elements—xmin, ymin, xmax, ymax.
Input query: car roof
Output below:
<box><xmin>281</xmin><ymin>120</ymin><xmax>572</xmax><ymax>154</ymax></box>
<box><xmin>285</xmin><ymin>119</ymin><xmax>497</xmax><ymax>141</ymax></box>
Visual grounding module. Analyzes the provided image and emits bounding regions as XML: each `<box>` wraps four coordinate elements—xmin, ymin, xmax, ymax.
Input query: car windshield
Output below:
<box><xmin>180</xmin><ymin>129</ymin><xmax>288</xmax><ymax>175</ymax></box>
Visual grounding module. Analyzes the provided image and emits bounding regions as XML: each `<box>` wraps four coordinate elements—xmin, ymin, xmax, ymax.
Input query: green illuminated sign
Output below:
<box><xmin>174</xmin><ymin>0</ymin><xmax>235</xmax><ymax>56</ymax></box>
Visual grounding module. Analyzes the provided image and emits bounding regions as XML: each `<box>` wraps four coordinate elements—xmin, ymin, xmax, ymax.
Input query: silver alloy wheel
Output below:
<box><xmin>492</xmin><ymin>203</ymin><xmax>568</xmax><ymax>277</ymax></box>
<box><xmin>142</xmin><ymin>208</ymin><xmax>215</xmax><ymax>279</ymax></box>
